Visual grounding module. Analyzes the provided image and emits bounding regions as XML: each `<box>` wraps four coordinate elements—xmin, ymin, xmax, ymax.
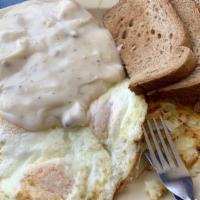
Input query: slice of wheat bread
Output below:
<box><xmin>103</xmin><ymin>0</ymin><xmax>197</xmax><ymax>94</ymax></box>
<box><xmin>149</xmin><ymin>0</ymin><xmax>200</xmax><ymax>98</ymax></box>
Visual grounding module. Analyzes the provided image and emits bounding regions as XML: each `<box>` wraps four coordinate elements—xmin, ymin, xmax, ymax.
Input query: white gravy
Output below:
<box><xmin>0</xmin><ymin>0</ymin><xmax>124</xmax><ymax>130</ymax></box>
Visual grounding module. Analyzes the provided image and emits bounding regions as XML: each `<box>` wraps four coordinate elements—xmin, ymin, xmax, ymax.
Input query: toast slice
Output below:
<box><xmin>103</xmin><ymin>0</ymin><xmax>197</xmax><ymax>94</ymax></box>
<box><xmin>150</xmin><ymin>0</ymin><xmax>200</xmax><ymax>98</ymax></box>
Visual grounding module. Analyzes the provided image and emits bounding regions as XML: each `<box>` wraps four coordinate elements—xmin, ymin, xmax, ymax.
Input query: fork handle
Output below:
<box><xmin>174</xmin><ymin>195</ymin><xmax>183</xmax><ymax>200</ymax></box>
<box><xmin>145</xmin><ymin>152</ymin><xmax>183</xmax><ymax>200</ymax></box>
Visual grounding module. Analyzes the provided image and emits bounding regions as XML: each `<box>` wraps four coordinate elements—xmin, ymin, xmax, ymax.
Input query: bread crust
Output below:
<box><xmin>149</xmin><ymin>0</ymin><xmax>200</xmax><ymax>99</ymax></box>
<box><xmin>103</xmin><ymin>0</ymin><xmax>197</xmax><ymax>94</ymax></box>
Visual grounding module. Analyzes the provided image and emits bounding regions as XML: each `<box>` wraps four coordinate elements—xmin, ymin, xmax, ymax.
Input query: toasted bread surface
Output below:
<box><xmin>152</xmin><ymin>0</ymin><xmax>200</xmax><ymax>98</ymax></box>
<box><xmin>103</xmin><ymin>0</ymin><xmax>197</xmax><ymax>94</ymax></box>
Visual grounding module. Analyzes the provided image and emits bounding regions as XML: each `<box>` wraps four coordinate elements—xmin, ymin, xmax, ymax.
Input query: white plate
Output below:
<box><xmin>76</xmin><ymin>0</ymin><xmax>200</xmax><ymax>199</ymax></box>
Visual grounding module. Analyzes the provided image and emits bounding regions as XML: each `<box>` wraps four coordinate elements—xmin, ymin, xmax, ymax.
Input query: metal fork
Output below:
<box><xmin>145</xmin><ymin>152</ymin><xmax>183</xmax><ymax>200</ymax></box>
<box><xmin>143</xmin><ymin>116</ymin><xmax>194</xmax><ymax>200</ymax></box>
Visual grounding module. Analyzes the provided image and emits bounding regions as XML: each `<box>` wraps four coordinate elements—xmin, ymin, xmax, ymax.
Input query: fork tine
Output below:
<box><xmin>153</xmin><ymin>118</ymin><xmax>176</xmax><ymax>168</ymax></box>
<box><xmin>142</xmin><ymin>125</ymin><xmax>162</xmax><ymax>172</ymax></box>
<box><xmin>147</xmin><ymin>120</ymin><xmax>169</xmax><ymax>170</ymax></box>
<box><xmin>160</xmin><ymin>116</ymin><xmax>185</xmax><ymax>168</ymax></box>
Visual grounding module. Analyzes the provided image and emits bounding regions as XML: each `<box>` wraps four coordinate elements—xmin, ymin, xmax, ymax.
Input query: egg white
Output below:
<box><xmin>0</xmin><ymin>81</ymin><xmax>147</xmax><ymax>200</ymax></box>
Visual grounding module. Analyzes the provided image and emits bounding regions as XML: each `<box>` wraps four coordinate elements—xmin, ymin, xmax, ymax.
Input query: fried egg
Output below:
<box><xmin>0</xmin><ymin>81</ymin><xmax>147</xmax><ymax>200</ymax></box>
<box><xmin>0</xmin><ymin>1</ymin><xmax>148</xmax><ymax>199</ymax></box>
